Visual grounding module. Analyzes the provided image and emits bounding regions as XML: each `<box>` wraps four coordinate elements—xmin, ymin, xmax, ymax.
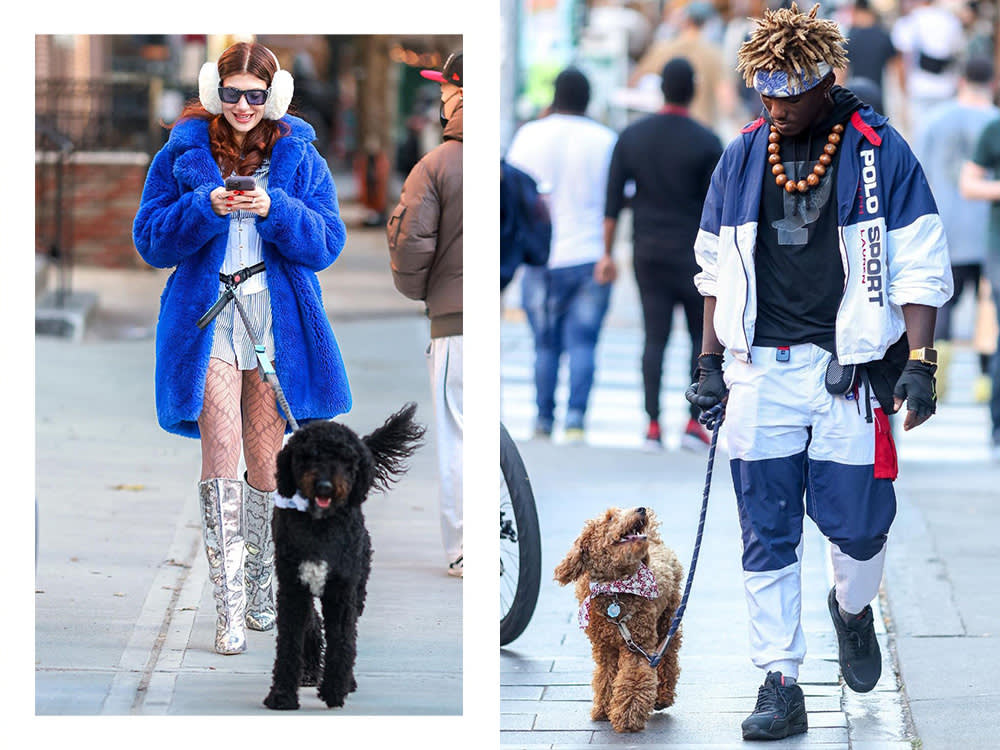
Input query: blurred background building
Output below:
<box><xmin>35</xmin><ymin>33</ymin><xmax>461</xmax><ymax>281</ymax></box>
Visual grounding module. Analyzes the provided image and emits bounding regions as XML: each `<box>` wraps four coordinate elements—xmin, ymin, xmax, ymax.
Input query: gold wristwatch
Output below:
<box><xmin>908</xmin><ymin>347</ymin><xmax>938</xmax><ymax>365</ymax></box>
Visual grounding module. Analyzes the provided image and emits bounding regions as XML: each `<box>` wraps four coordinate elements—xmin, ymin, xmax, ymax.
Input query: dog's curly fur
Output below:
<box><xmin>263</xmin><ymin>403</ymin><xmax>424</xmax><ymax>710</ymax></box>
<box><xmin>554</xmin><ymin>507</ymin><xmax>684</xmax><ymax>732</ymax></box>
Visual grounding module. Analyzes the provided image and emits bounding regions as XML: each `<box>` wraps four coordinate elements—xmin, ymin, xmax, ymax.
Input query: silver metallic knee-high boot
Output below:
<box><xmin>243</xmin><ymin>476</ymin><xmax>276</xmax><ymax>631</ymax></box>
<box><xmin>198</xmin><ymin>478</ymin><xmax>247</xmax><ymax>654</ymax></box>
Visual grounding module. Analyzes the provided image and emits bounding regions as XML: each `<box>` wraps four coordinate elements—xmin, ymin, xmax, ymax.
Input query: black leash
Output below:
<box><xmin>196</xmin><ymin>267</ymin><xmax>300</xmax><ymax>432</ymax></box>
<box><xmin>648</xmin><ymin>402</ymin><xmax>725</xmax><ymax>668</ymax></box>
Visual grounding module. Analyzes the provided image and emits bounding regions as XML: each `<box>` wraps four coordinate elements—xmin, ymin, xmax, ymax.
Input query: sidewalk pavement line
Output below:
<box><xmin>100</xmin><ymin>492</ymin><xmax>202</xmax><ymax>715</ymax></box>
<box><xmin>824</xmin><ymin>543</ymin><xmax>913</xmax><ymax>745</ymax></box>
<box><xmin>877</xmin><ymin>585</ymin><xmax>921</xmax><ymax>743</ymax></box>
<box><xmin>140</xmin><ymin>541</ymin><xmax>208</xmax><ymax>714</ymax></box>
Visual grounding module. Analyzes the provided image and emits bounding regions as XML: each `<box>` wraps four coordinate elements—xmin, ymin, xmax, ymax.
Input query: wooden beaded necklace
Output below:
<box><xmin>768</xmin><ymin>122</ymin><xmax>845</xmax><ymax>194</ymax></box>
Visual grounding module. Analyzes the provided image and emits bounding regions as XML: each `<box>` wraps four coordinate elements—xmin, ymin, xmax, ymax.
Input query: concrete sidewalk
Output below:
<box><xmin>33</xmin><ymin>223</ymin><xmax>462</xmax><ymax>719</ymax></box>
<box><xmin>882</xmin><ymin>457</ymin><xmax>1000</xmax><ymax>750</ymax></box>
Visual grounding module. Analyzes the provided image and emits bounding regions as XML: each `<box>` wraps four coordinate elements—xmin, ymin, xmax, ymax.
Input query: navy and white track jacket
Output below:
<box><xmin>694</xmin><ymin>106</ymin><xmax>953</xmax><ymax>365</ymax></box>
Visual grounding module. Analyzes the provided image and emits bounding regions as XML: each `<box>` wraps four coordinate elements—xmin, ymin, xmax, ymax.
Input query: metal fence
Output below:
<box><xmin>35</xmin><ymin>76</ymin><xmax>165</xmax><ymax>304</ymax></box>
<box><xmin>35</xmin><ymin>76</ymin><xmax>164</xmax><ymax>154</ymax></box>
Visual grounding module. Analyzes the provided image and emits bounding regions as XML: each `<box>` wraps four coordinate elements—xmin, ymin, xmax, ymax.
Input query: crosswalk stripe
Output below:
<box><xmin>502</xmin><ymin>320</ymin><xmax>993</xmax><ymax>461</ymax></box>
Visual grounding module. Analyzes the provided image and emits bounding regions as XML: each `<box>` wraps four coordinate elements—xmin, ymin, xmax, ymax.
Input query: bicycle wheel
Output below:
<box><xmin>500</xmin><ymin>422</ymin><xmax>541</xmax><ymax>645</ymax></box>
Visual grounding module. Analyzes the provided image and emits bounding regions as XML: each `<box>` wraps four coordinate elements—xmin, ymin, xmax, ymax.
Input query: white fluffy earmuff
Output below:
<box><xmin>198</xmin><ymin>61</ymin><xmax>223</xmax><ymax>115</ymax></box>
<box><xmin>198</xmin><ymin>45</ymin><xmax>294</xmax><ymax>120</ymax></box>
<box><xmin>262</xmin><ymin>46</ymin><xmax>294</xmax><ymax>120</ymax></box>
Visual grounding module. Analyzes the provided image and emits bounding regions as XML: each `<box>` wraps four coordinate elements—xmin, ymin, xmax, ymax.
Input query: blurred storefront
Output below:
<box><xmin>502</xmin><ymin>0</ymin><xmax>659</xmax><ymax>148</ymax></box>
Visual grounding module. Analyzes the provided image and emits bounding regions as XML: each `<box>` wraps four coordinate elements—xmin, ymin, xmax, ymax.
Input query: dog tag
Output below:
<box><xmin>606</xmin><ymin>602</ymin><xmax>621</xmax><ymax>618</ymax></box>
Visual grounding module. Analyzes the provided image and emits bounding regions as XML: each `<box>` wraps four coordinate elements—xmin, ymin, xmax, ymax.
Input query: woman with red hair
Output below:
<box><xmin>134</xmin><ymin>41</ymin><xmax>351</xmax><ymax>655</ymax></box>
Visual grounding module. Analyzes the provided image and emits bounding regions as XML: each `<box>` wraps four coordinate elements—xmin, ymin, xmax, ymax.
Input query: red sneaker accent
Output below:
<box><xmin>646</xmin><ymin>421</ymin><xmax>661</xmax><ymax>441</ymax></box>
<box><xmin>684</xmin><ymin>418</ymin><xmax>711</xmax><ymax>446</ymax></box>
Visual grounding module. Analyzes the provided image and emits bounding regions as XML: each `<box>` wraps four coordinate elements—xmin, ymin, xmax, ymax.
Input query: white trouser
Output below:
<box><xmin>428</xmin><ymin>335</ymin><xmax>463</xmax><ymax>563</ymax></box>
<box><xmin>725</xmin><ymin>343</ymin><xmax>896</xmax><ymax>678</ymax></box>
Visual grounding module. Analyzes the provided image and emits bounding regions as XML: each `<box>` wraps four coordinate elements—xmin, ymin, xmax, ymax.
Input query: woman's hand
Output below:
<box><xmin>210</xmin><ymin>186</ymin><xmax>272</xmax><ymax>218</ymax></box>
<box><xmin>210</xmin><ymin>186</ymin><xmax>233</xmax><ymax>216</ymax></box>
<box><xmin>232</xmin><ymin>187</ymin><xmax>271</xmax><ymax>218</ymax></box>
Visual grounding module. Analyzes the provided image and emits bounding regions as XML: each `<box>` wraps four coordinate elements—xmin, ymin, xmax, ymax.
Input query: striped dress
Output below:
<box><xmin>209</xmin><ymin>160</ymin><xmax>275</xmax><ymax>369</ymax></box>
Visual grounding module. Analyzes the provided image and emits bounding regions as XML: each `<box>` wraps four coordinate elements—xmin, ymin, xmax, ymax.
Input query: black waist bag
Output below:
<box><xmin>918</xmin><ymin>51</ymin><xmax>954</xmax><ymax>74</ymax></box>
<box><xmin>825</xmin><ymin>334</ymin><xmax>908</xmax><ymax>411</ymax></box>
<box><xmin>824</xmin><ymin>357</ymin><xmax>858</xmax><ymax>395</ymax></box>
<box><xmin>862</xmin><ymin>334</ymin><xmax>909</xmax><ymax>414</ymax></box>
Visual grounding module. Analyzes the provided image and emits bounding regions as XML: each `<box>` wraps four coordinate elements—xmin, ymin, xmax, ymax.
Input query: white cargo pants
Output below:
<box><xmin>725</xmin><ymin>343</ymin><xmax>897</xmax><ymax>678</ymax></box>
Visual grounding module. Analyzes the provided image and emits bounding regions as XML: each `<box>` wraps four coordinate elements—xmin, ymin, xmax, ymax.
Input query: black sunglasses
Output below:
<box><xmin>218</xmin><ymin>86</ymin><xmax>270</xmax><ymax>106</ymax></box>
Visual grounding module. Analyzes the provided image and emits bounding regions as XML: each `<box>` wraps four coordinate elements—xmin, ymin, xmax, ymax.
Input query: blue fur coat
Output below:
<box><xmin>133</xmin><ymin>115</ymin><xmax>351</xmax><ymax>438</ymax></box>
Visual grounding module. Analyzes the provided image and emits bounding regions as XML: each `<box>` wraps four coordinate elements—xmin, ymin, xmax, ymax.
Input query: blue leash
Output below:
<box><xmin>648</xmin><ymin>402</ymin><xmax>724</xmax><ymax>668</ymax></box>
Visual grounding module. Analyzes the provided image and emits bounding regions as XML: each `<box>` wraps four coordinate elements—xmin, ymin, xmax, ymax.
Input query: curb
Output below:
<box><xmin>101</xmin><ymin>491</ymin><xmax>202</xmax><ymax>714</ymax></box>
<box><xmin>875</xmin><ymin>586</ymin><xmax>921</xmax><ymax>748</ymax></box>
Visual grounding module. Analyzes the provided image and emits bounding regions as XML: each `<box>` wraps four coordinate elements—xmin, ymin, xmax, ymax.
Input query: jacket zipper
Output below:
<box><xmin>734</xmin><ymin>230</ymin><xmax>753</xmax><ymax>363</ymax></box>
<box><xmin>835</xmin><ymin>224</ymin><xmax>849</xmax><ymax>361</ymax></box>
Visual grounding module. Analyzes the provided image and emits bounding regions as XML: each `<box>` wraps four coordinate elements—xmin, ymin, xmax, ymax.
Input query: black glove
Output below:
<box><xmin>892</xmin><ymin>360</ymin><xmax>937</xmax><ymax>420</ymax></box>
<box><xmin>685</xmin><ymin>353</ymin><xmax>727</xmax><ymax>412</ymax></box>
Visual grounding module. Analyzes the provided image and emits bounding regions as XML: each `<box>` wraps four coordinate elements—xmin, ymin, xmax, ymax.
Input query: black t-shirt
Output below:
<box><xmin>845</xmin><ymin>25</ymin><xmax>897</xmax><ymax>86</ymax></box>
<box><xmin>605</xmin><ymin>111</ymin><xmax>723</xmax><ymax>269</ymax></box>
<box><xmin>753</xmin><ymin>88</ymin><xmax>863</xmax><ymax>352</ymax></box>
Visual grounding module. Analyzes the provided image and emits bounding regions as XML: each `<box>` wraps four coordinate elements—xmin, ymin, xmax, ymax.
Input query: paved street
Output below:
<box><xmin>499</xmin><ymin>254</ymin><xmax>999</xmax><ymax>748</ymax></box>
<box><xmin>32</xmin><ymin>223</ymin><xmax>463</xmax><ymax>737</ymax></box>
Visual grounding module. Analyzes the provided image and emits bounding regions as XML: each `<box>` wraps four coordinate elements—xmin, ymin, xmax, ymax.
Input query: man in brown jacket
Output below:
<box><xmin>387</xmin><ymin>51</ymin><xmax>463</xmax><ymax>577</ymax></box>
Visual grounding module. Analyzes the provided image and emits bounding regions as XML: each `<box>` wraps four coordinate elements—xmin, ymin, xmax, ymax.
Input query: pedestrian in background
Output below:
<box><xmin>505</xmin><ymin>67</ymin><xmax>617</xmax><ymax>442</ymax></box>
<box><xmin>500</xmin><ymin>157</ymin><xmax>551</xmax><ymax>292</ymax></box>
<box><xmin>387</xmin><ymin>51</ymin><xmax>464</xmax><ymax>577</ymax></box>
<box><xmin>133</xmin><ymin>41</ymin><xmax>352</xmax><ymax>654</ymax></box>
<box><xmin>354</xmin><ymin>134</ymin><xmax>390</xmax><ymax>227</ymax></box>
<box><xmin>687</xmin><ymin>5</ymin><xmax>952</xmax><ymax>739</ymax></box>
<box><xmin>915</xmin><ymin>56</ymin><xmax>998</xmax><ymax>403</ymax></box>
<box><xmin>891</xmin><ymin>0</ymin><xmax>965</xmax><ymax>135</ymax></box>
<box><xmin>960</xmin><ymin>97</ymin><xmax>1000</xmax><ymax>461</ymax></box>
<box><xmin>843</xmin><ymin>0</ymin><xmax>901</xmax><ymax>110</ymax></box>
<box><xmin>630</xmin><ymin>1</ymin><xmax>733</xmax><ymax>133</ymax></box>
<box><xmin>604</xmin><ymin>57</ymin><xmax>723</xmax><ymax>452</ymax></box>
<box><xmin>721</xmin><ymin>0</ymin><xmax>769</xmax><ymax>124</ymax></box>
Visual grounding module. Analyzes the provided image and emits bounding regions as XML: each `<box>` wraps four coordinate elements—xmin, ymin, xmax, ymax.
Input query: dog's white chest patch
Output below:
<box><xmin>298</xmin><ymin>560</ymin><xmax>329</xmax><ymax>596</ymax></box>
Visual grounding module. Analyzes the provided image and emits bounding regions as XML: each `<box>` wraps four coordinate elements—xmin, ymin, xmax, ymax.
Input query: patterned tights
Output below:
<box><xmin>198</xmin><ymin>357</ymin><xmax>286</xmax><ymax>490</ymax></box>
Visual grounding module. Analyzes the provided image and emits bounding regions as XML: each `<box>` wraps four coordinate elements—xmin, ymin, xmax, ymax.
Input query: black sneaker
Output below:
<box><xmin>741</xmin><ymin>671</ymin><xmax>808</xmax><ymax>741</ymax></box>
<box><xmin>828</xmin><ymin>587</ymin><xmax>881</xmax><ymax>692</ymax></box>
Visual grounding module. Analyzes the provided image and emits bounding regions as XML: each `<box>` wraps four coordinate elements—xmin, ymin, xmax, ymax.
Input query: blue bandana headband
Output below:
<box><xmin>753</xmin><ymin>62</ymin><xmax>832</xmax><ymax>97</ymax></box>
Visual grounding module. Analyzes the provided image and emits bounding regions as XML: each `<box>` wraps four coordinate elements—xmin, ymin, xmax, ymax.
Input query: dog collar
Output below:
<box><xmin>275</xmin><ymin>491</ymin><xmax>310</xmax><ymax>512</ymax></box>
<box><xmin>578</xmin><ymin>562</ymin><xmax>659</xmax><ymax>628</ymax></box>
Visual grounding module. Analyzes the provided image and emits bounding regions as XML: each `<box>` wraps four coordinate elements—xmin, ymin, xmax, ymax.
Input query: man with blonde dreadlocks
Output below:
<box><xmin>686</xmin><ymin>3</ymin><xmax>953</xmax><ymax>740</ymax></box>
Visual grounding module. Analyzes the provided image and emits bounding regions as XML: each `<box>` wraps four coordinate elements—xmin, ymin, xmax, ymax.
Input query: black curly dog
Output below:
<box><xmin>263</xmin><ymin>403</ymin><xmax>424</xmax><ymax>710</ymax></box>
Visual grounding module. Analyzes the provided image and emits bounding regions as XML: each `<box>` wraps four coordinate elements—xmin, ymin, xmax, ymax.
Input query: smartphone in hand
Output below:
<box><xmin>225</xmin><ymin>175</ymin><xmax>256</xmax><ymax>191</ymax></box>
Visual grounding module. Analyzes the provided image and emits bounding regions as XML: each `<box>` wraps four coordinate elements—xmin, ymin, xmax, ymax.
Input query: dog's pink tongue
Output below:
<box><xmin>316</xmin><ymin>496</ymin><xmax>331</xmax><ymax>509</ymax></box>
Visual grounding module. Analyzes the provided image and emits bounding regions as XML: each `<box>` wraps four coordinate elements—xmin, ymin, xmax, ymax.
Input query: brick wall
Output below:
<box><xmin>36</xmin><ymin>152</ymin><xmax>151</xmax><ymax>269</ymax></box>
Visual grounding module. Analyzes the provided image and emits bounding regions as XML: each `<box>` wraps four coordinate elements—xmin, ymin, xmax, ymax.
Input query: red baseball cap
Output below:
<box><xmin>420</xmin><ymin>52</ymin><xmax>462</xmax><ymax>87</ymax></box>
